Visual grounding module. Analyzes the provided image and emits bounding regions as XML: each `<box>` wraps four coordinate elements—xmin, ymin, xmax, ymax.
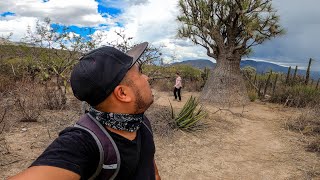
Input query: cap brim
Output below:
<box><xmin>126</xmin><ymin>42</ymin><xmax>148</xmax><ymax>67</ymax></box>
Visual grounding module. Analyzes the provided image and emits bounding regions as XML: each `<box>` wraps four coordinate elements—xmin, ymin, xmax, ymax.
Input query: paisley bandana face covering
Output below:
<box><xmin>88</xmin><ymin>107</ymin><xmax>143</xmax><ymax>132</ymax></box>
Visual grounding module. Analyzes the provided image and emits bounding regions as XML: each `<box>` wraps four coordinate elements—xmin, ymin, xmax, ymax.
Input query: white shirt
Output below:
<box><xmin>175</xmin><ymin>76</ymin><xmax>182</xmax><ymax>88</ymax></box>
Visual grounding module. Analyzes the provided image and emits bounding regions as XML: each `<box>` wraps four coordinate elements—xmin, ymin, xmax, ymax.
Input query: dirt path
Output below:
<box><xmin>1</xmin><ymin>90</ymin><xmax>319</xmax><ymax>179</ymax></box>
<box><xmin>153</xmin><ymin>90</ymin><xmax>319</xmax><ymax>179</ymax></box>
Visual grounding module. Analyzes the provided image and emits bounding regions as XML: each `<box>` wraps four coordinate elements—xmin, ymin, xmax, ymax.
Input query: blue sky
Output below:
<box><xmin>0</xmin><ymin>0</ymin><xmax>319</xmax><ymax>71</ymax></box>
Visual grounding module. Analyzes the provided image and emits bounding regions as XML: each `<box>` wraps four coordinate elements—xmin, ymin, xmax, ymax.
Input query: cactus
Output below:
<box><xmin>272</xmin><ymin>74</ymin><xmax>279</xmax><ymax>95</ymax></box>
<box><xmin>258</xmin><ymin>81</ymin><xmax>263</xmax><ymax>97</ymax></box>
<box><xmin>305</xmin><ymin>58</ymin><xmax>313</xmax><ymax>85</ymax></box>
<box><xmin>293</xmin><ymin>66</ymin><xmax>298</xmax><ymax>82</ymax></box>
<box><xmin>286</xmin><ymin>66</ymin><xmax>291</xmax><ymax>84</ymax></box>
<box><xmin>316</xmin><ymin>78</ymin><xmax>320</xmax><ymax>90</ymax></box>
<box><xmin>201</xmin><ymin>67</ymin><xmax>209</xmax><ymax>81</ymax></box>
<box><xmin>264</xmin><ymin>70</ymin><xmax>272</xmax><ymax>96</ymax></box>
<box><xmin>253</xmin><ymin>73</ymin><xmax>257</xmax><ymax>86</ymax></box>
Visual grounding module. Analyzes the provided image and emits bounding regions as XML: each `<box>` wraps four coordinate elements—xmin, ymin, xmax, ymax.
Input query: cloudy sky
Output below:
<box><xmin>0</xmin><ymin>0</ymin><xmax>319</xmax><ymax>71</ymax></box>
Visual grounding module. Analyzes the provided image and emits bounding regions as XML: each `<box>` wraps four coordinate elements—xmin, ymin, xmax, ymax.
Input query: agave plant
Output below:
<box><xmin>170</xmin><ymin>96</ymin><xmax>207</xmax><ymax>131</ymax></box>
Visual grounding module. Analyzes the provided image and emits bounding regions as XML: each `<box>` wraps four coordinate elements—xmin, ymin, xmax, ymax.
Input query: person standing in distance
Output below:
<box><xmin>173</xmin><ymin>72</ymin><xmax>182</xmax><ymax>102</ymax></box>
<box><xmin>9</xmin><ymin>42</ymin><xmax>161</xmax><ymax>180</ymax></box>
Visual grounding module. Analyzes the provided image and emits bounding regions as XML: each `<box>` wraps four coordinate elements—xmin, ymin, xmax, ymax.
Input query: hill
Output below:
<box><xmin>172</xmin><ymin>59</ymin><xmax>319</xmax><ymax>79</ymax></box>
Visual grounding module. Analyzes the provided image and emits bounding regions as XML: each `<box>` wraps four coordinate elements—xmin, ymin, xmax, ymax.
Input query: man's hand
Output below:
<box><xmin>8</xmin><ymin>166</ymin><xmax>80</xmax><ymax>180</ymax></box>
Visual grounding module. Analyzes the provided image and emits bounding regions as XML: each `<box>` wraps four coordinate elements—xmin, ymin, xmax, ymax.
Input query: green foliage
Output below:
<box><xmin>170</xmin><ymin>96</ymin><xmax>207</xmax><ymax>131</ymax></box>
<box><xmin>247</xmin><ymin>89</ymin><xmax>258</xmax><ymax>102</ymax></box>
<box><xmin>142</xmin><ymin>64</ymin><xmax>205</xmax><ymax>91</ymax></box>
<box><xmin>241</xmin><ymin>66</ymin><xmax>256</xmax><ymax>78</ymax></box>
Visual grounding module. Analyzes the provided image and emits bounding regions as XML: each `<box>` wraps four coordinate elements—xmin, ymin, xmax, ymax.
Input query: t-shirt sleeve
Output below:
<box><xmin>31</xmin><ymin>127</ymin><xmax>100</xmax><ymax>179</ymax></box>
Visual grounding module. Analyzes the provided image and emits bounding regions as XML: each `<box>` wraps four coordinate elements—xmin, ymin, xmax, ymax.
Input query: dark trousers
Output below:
<box><xmin>174</xmin><ymin>87</ymin><xmax>181</xmax><ymax>101</ymax></box>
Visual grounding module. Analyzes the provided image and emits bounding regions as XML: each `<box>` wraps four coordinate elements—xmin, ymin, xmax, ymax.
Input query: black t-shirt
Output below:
<box><xmin>31</xmin><ymin>119</ymin><xmax>155</xmax><ymax>180</ymax></box>
<box><xmin>107</xmin><ymin>129</ymin><xmax>141</xmax><ymax>180</ymax></box>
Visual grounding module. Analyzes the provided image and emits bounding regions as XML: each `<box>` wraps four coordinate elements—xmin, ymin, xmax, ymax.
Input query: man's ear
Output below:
<box><xmin>113</xmin><ymin>85</ymin><xmax>132</xmax><ymax>103</ymax></box>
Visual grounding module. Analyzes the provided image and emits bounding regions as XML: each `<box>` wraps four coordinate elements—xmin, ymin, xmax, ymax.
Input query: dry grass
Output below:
<box><xmin>13</xmin><ymin>81</ymin><xmax>45</xmax><ymax>122</ymax></box>
<box><xmin>286</xmin><ymin>105</ymin><xmax>320</xmax><ymax>153</ymax></box>
<box><xmin>0</xmin><ymin>75</ymin><xmax>15</xmax><ymax>95</ymax></box>
<box><xmin>145</xmin><ymin>104</ymin><xmax>175</xmax><ymax>138</ymax></box>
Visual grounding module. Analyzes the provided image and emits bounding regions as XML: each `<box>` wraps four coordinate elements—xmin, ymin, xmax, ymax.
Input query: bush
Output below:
<box><xmin>151</xmin><ymin>78</ymin><xmax>174</xmax><ymax>92</ymax></box>
<box><xmin>306</xmin><ymin>137</ymin><xmax>320</xmax><ymax>153</ymax></box>
<box><xmin>13</xmin><ymin>81</ymin><xmax>44</xmax><ymax>122</ymax></box>
<box><xmin>0</xmin><ymin>75</ymin><xmax>15</xmax><ymax>95</ymax></box>
<box><xmin>271</xmin><ymin>85</ymin><xmax>320</xmax><ymax>107</ymax></box>
<box><xmin>248</xmin><ymin>89</ymin><xmax>258</xmax><ymax>102</ymax></box>
<box><xmin>286</xmin><ymin>106</ymin><xmax>320</xmax><ymax>153</ymax></box>
<box><xmin>43</xmin><ymin>85</ymin><xmax>67</xmax><ymax>110</ymax></box>
<box><xmin>143</xmin><ymin>64</ymin><xmax>205</xmax><ymax>92</ymax></box>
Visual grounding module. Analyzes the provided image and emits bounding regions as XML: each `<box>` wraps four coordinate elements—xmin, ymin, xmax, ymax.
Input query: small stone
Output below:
<box><xmin>21</xmin><ymin>128</ymin><xmax>27</xmax><ymax>132</ymax></box>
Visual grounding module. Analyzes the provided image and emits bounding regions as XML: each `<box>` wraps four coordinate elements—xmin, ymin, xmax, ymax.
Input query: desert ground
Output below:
<box><xmin>0</xmin><ymin>89</ymin><xmax>319</xmax><ymax>179</ymax></box>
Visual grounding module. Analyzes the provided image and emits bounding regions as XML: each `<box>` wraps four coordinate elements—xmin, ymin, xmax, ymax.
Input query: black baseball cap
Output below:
<box><xmin>70</xmin><ymin>42</ymin><xmax>148</xmax><ymax>106</ymax></box>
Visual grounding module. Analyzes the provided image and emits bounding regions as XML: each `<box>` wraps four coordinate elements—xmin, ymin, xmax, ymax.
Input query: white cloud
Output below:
<box><xmin>105</xmin><ymin>0</ymin><xmax>210</xmax><ymax>62</ymax></box>
<box><xmin>0</xmin><ymin>0</ymin><xmax>112</xmax><ymax>26</ymax></box>
<box><xmin>1</xmin><ymin>0</ymin><xmax>319</xmax><ymax>69</ymax></box>
<box><xmin>0</xmin><ymin>17</ymin><xmax>38</xmax><ymax>41</ymax></box>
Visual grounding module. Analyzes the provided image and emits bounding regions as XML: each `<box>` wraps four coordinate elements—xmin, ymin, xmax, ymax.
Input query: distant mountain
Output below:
<box><xmin>172</xmin><ymin>59</ymin><xmax>319</xmax><ymax>79</ymax></box>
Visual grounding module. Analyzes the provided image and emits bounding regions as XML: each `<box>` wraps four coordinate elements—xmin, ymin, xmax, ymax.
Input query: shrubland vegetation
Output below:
<box><xmin>0</xmin><ymin>16</ymin><xmax>319</xmax><ymax>153</ymax></box>
<box><xmin>142</xmin><ymin>64</ymin><xmax>206</xmax><ymax>92</ymax></box>
<box><xmin>242</xmin><ymin>60</ymin><xmax>320</xmax><ymax>153</ymax></box>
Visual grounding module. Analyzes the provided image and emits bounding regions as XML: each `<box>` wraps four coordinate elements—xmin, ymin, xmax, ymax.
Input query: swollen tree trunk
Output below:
<box><xmin>200</xmin><ymin>58</ymin><xmax>249</xmax><ymax>106</ymax></box>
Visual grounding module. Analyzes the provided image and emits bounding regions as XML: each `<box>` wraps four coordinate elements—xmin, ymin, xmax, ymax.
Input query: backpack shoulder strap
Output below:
<box><xmin>74</xmin><ymin>114</ymin><xmax>121</xmax><ymax>180</ymax></box>
<box><xmin>142</xmin><ymin>115</ymin><xmax>153</xmax><ymax>136</ymax></box>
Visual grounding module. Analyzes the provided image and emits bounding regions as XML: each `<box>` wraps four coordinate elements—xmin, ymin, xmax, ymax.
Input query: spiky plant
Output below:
<box><xmin>170</xmin><ymin>96</ymin><xmax>207</xmax><ymax>131</ymax></box>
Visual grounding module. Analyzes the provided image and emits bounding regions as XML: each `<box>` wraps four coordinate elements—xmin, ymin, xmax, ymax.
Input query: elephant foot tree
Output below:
<box><xmin>177</xmin><ymin>0</ymin><xmax>284</xmax><ymax>106</ymax></box>
<box><xmin>202</xmin><ymin>58</ymin><xmax>248</xmax><ymax>106</ymax></box>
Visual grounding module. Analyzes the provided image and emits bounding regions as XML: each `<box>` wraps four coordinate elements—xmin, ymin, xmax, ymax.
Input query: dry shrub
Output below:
<box><xmin>151</xmin><ymin>78</ymin><xmax>203</xmax><ymax>92</ymax></box>
<box><xmin>286</xmin><ymin>105</ymin><xmax>320</xmax><ymax>153</ymax></box>
<box><xmin>0</xmin><ymin>91</ymin><xmax>16</xmax><ymax>133</ymax></box>
<box><xmin>306</xmin><ymin>137</ymin><xmax>320</xmax><ymax>153</ymax></box>
<box><xmin>43</xmin><ymin>85</ymin><xmax>67</xmax><ymax>110</ymax></box>
<box><xmin>182</xmin><ymin>79</ymin><xmax>204</xmax><ymax>92</ymax></box>
<box><xmin>13</xmin><ymin>81</ymin><xmax>44</xmax><ymax>122</ymax></box>
<box><xmin>248</xmin><ymin>89</ymin><xmax>258</xmax><ymax>102</ymax></box>
<box><xmin>286</xmin><ymin>107</ymin><xmax>320</xmax><ymax>136</ymax></box>
<box><xmin>271</xmin><ymin>85</ymin><xmax>320</xmax><ymax>107</ymax></box>
<box><xmin>0</xmin><ymin>75</ymin><xmax>15</xmax><ymax>95</ymax></box>
<box><xmin>0</xmin><ymin>104</ymin><xmax>8</xmax><ymax>134</ymax></box>
<box><xmin>151</xmin><ymin>79</ymin><xmax>173</xmax><ymax>92</ymax></box>
<box><xmin>145</xmin><ymin>104</ymin><xmax>175</xmax><ymax>138</ymax></box>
